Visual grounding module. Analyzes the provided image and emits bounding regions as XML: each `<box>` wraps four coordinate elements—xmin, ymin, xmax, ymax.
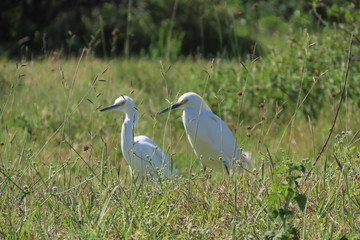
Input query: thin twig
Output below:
<box><xmin>305</xmin><ymin>34</ymin><xmax>353</xmax><ymax>181</ymax></box>
<box><xmin>338</xmin><ymin>25</ymin><xmax>360</xmax><ymax>43</ymax></box>
<box><xmin>64</xmin><ymin>139</ymin><xmax>107</xmax><ymax>188</ymax></box>
<box><xmin>70</xmin><ymin>48</ymin><xmax>85</xmax><ymax>90</ymax></box>
<box><xmin>0</xmin><ymin>168</ymin><xmax>28</xmax><ymax>195</ymax></box>
<box><xmin>124</xmin><ymin>0</ymin><xmax>133</xmax><ymax>58</ymax></box>
<box><xmin>312</xmin><ymin>4</ymin><xmax>328</xmax><ymax>27</ymax></box>
<box><xmin>265</xmin><ymin>144</ymin><xmax>274</xmax><ymax>168</ymax></box>
<box><xmin>166</xmin><ymin>0</ymin><xmax>179</xmax><ymax>60</ymax></box>
<box><xmin>333</xmin><ymin>154</ymin><xmax>343</xmax><ymax>171</ymax></box>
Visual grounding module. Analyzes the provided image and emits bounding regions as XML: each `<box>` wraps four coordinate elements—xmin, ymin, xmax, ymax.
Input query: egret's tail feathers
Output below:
<box><xmin>241</xmin><ymin>151</ymin><xmax>251</xmax><ymax>168</ymax></box>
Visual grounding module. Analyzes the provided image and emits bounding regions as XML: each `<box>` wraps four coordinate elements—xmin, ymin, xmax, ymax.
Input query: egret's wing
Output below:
<box><xmin>149</xmin><ymin>143</ymin><xmax>178</xmax><ymax>177</ymax></box>
<box><xmin>200</xmin><ymin>112</ymin><xmax>240</xmax><ymax>166</ymax></box>
<box><xmin>189</xmin><ymin>112</ymin><xmax>228</xmax><ymax>168</ymax></box>
<box><xmin>133</xmin><ymin>135</ymin><xmax>175</xmax><ymax>178</ymax></box>
<box><xmin>134</xmin><ymin>135</ymin><xmax>156</xmax><ymax>146</ymax></box>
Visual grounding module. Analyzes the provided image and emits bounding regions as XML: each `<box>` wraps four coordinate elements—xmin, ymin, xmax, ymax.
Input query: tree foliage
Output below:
<box><xmin>0</xmin><ymin>0</ymin><xmax>358</xmax><ymax>59</ymax></box>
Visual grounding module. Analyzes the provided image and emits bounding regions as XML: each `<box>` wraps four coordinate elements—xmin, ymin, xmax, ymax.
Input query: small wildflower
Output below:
<box><xmin>23</xmin><ymin>185</ymin><xmax>30</xmax><ymax>194</ymax></box>
<box><xmin>237</xmin><ymin>91</ymin><xmax>243</xmax><ymax>96</ymax></box>
<box><xmin>259</xmin><ymin>103</ymin><xmax>265</xmax><ymax>108</ymax></box>
<box><xmin>246</xmin><ymin>125</ymin><xmax>252</xmax><ymax>130</ymax></box>
<box><xmin>17</xmin><ymin>209</ymin><xmax>23</xmax><ymax>217</ymax></box>
<box><xmin>246</xmin><ymin>133</ymin><xmax>251</xmax><ymax>137</ymax></box>
<box><xmin>346</xmin><ymin>131</ymin><xmax>353</xmax><ymax>136</ymax></box>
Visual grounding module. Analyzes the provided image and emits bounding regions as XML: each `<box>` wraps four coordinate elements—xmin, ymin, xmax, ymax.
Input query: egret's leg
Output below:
<box><xmin>224</xmin><ymin>165</ymin><xmax>230</xmax><ymax>175</ymax></box>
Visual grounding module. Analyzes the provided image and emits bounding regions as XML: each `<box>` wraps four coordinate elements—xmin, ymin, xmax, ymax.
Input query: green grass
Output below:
<box><xmin>0</xmin><ymin>28</ymin><xmax>359</xmax><ymax>239</ymax></box>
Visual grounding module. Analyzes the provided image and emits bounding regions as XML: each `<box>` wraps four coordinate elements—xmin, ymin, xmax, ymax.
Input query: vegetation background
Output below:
<box><xmin>0</xmin><ymin>0</ymin><xmax>359</xmax><ymax>239</ymax></box>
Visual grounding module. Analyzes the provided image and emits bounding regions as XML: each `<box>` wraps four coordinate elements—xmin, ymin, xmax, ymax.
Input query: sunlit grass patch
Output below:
<box><xmin>0</xmin><ymin>29</ymin><xmax>359</xmax><ymax>239</ymax></box>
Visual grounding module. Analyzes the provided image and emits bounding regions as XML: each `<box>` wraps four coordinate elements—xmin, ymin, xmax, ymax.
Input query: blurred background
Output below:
<box><xmin>1</xmin><ymin>0</ymin><xmax>359</xmax><ymax>60</ymax></box>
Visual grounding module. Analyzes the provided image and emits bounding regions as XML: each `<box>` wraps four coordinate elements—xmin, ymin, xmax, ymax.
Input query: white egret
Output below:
<box><xmin>158</xmin><ymin>92</ymin><xmax>250</xmax><ymax>174</ymax></box>
<box><xmin>99</xmin><ymin>96</ymin><xmax>177</xmax><ymax>179</ymax></box>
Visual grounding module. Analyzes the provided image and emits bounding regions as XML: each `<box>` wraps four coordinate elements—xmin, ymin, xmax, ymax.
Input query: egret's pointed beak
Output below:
<box><xmin>98</xmin><ymin>104</ymin><xmax>118</xmax><ymax>112</ymax></box>
<box><xmin>157</xmin><ymin>102</ymin><xmax>182</xmax><ymax>115</ymax></box>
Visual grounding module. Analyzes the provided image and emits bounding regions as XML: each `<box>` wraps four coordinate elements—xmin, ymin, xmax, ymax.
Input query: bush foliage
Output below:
<box><xmin>1</xmin><ymin>0</ymin><xmax>359</xmax><ymax>59</ymax></box>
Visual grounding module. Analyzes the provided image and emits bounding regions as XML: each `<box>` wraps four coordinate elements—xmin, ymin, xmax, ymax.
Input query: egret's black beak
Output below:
<box><xmin>98</xmin><ymin>104</ymin><xmax>118</xmax><ymax>112</ymax></box>
<box><xmin>157</xmin><ymin>102</ymin><xmax>182</xmax><ymax>115</ymax></box>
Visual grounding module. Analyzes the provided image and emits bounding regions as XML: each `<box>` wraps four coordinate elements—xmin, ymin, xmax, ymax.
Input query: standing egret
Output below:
<box><xmin>99</xmin><ymin>95</ymin><xmax>177</xmax><ymax>179</ymax></box>
<box><xmin>157</xmin><ymin>92</ymin><xmax>250</xmax><ymax>174</ymax></box>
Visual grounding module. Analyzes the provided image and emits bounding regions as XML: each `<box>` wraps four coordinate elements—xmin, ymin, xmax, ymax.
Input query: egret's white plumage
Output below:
<box><xmin>158</xmin><ymin>92</ymin><xmax>250</xmax><ymax>173</ymax></box>
<box><xmin>100</xmin><ymin>96</ymin><xmax>177</xmax><ymax>179</ymax></box>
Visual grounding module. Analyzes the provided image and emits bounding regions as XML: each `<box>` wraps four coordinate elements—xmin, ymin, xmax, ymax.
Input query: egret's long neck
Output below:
<box><xmin>120</xmin><ymin>108</ymin><xmax>139</xmax><ymax>162</ymax></box>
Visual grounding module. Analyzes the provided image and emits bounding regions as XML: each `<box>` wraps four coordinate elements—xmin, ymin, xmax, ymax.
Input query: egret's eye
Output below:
<box><xmin>180</xmin><ymin>99</ymin><xmax>188</xmax><ymax>104</ymax></box>
<box><xmin>116</xmin><ymin>101</ymin><xmax>126</xmax><ymax>106</ymax></box>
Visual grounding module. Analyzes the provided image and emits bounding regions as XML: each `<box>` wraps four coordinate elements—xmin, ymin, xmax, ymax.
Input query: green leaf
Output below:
<box><xmin>294</xmin><ymin>194</ymin><xmax>307</xmax><ymax>211</ymax></box>
<box><xmin>268</xmin><ymin>193</ymin><xmax>279</xmax><ymax>208</ymax></box>
<box><xmin>294</xmin><ymin>175</ymin><xmax>303</xmax><ymax>187</ymax></box>
<box><xmin>272</xmin><ymin>209</ymin><xmax>279</xmax><ymax>218</ymax></box>
<box><xmin>277</xmin><ymin>207</ymin><xmax>293</xmax><ymax>219</ymax></box>
<box><xmin>297</xmin><ymin>164</ymin><xmax>306</xmax><ymax>173</ymax></box>
<box><xmin>274</xmin><ymin>165</ymin><xmax>289</xmax><ymax>174</ymax></box>
<box><xmin>264</xmin><ymin>231</ymin><xmax>275</xmax><ymax>240</ymax></box>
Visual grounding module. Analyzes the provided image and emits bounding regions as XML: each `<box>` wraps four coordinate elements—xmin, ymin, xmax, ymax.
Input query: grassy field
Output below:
<box><xmin>0</xmin><ymin>28</ymin><xmax>359</xmax><ymax>239</ymax></box>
